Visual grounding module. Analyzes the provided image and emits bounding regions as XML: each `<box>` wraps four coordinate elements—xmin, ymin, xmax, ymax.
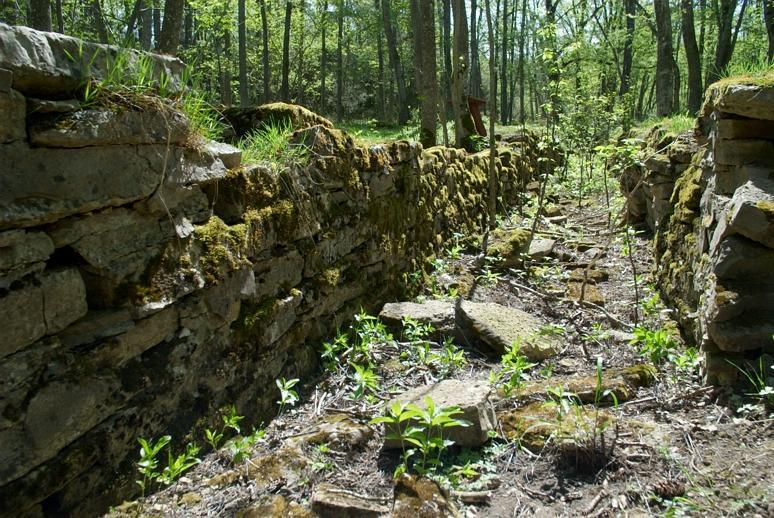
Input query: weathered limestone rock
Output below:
<box><xmin>57</xmin><ymin>309</ymin><xmax>134</xmax><ymax>348</ymax></box>
<box><xmin>714</xmin><ymin>82</ymin><xmax>774</xmax><ymax>121</ymax></box>
<box><xmin>568</xmin><ymin>268</ymin><xmax>610</xmax><ymax>283</ymax></box>
<box><xmin>379</xmin><ymin>300</ymin><xmax>456</xmax><ymax>340</ymax></box>
<box><xmin>223</xmin><ymin>102</ymin><xmax>334</xmax><ymax>139</ymax></box>
<box><xmin>245</xmin><ymin>446</ymin><xmax>309</xmax><ymax>491</ymax></box>
<box><xmin>203</xmin><ymin>140</ymin><xmax>242</xmax><ymax>169</ymax></box>
<box><xmin>714</xmin><ymin>139</ymin><xmax>774</xmax><ymax>167</ymax></box>
<box><xmin>487</xmin><ymin>227</ymin><xmax>532</xmax><ymax>268</ymax></box>
<box><xmin>0</xmin><ymin>143</ymin><xmax>163</xmax><ymax>229</ymax></box>
<box><xmin>291</xmin><ymin>414</ymin><xmax>373</xmax><ymax>449</ymax></box>
<box><xmin>311</xmin><ymin>484</ymin><xmax>390</xmax><ymax>517</ymax></box>
<box><xmin>0</xmin><ymin>229</ymin><xmax>54</xmax><ymax>288</ymax></box>
<box><xmin>393</xmin><ymin>475</ymin><xmax>458</xmax><ymax>518</ymax></box>
<box><xmin>528</xmin><ymin>238</ymin><xmax>556</xmax><ymax>260</ymax></box>
<box><xmin>27</xmin><ymin>97</ymin><xmax>81</xmax><ymax>113</ymax></box>
<box><xmin>29</xmin><ymin>106</ymin><xmax>190</xmax><ymax>147</ymax></box>
<box><xmin>384</xmin><ymin>379</ymin><xmax>496</xmax><ymax>449</ymax></box>
<box><xmin>239</xmin><ymin>495</ymin><xmax>313</xmax><ymax>518</ymax></box>
<box><xmin>0</xmin><ymin>23</ymin><xmax>184</xmax><ymax>96</ymax></box>
<box><xmin>94</xmin><ymin>307</ymin><xmax>179</xmax><ymax>366</ymax></box>
<box><xmin>0</xmin><ymin>88</ymin><xmax>25</xmax><ymax>142</ymax></box>
<box><xmin>709</xmin><ymin>181</ymin><xmax>774</xmax><ymax>249</ymax></box>
<box><xmin>567</xmin><ymin>282</ymin><xmax>605</xmax><ymax>306</ymax></box>
<box><xmin>459</xmin><ymin>301</ymin><xmax>561</xmax><ymax>360</ymax></box>
<box><xmin>0</xmin><ymin>268</ymin><xmax>87</xmax><ymax>359</ymax></box>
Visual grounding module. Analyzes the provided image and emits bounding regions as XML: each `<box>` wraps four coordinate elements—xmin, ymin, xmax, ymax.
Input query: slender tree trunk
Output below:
<box><xmin>91</xmin><ymin>0</ymin><xmax>110</xmax><ymax>43</ymax></box>
<box><xmin>418</xmin><ymin>0</ymin><xmax>438</xmax><ymax>148</ymax></box>
<box><xmin>222</xmin><ymin>26</ymin><xmax>233</xmax><ymax>106</ymax></box>
<box><xmin>707</xmin><ymin>0</ymin><xmax>738</xmax><ymax>84</ymax></box>
<box><xmin>54</xmin><ymin>0</ymin><xmax>64</xmax><ymax>32</ymax></box>
<box><xmin>29</xmin><ymin>0</ymin><xmax>52</xmax><ymax>31</ymax></box>
<box><xmin>443</xmin><ymin>0</ymin><xmax>453</xmax><ymax>119</ymax></box>
<box><xmin>500</xmin><ymin>0</ymin><xmax>509</xmax><ymax>124</ymax></box>
<box><xmin>544</xmin><ymin>0</ymin><xmax>559</xmax><ymax>124</ymax></box>
<box><xmin>320</xmin><ymin>0</ymin><xmax>328</xmax><ymax>113</ymax></box>
<box><xmin>682</xmin><ymin>0</ymin><xmax>702</xmax><ymax>113</ymax></box>
<box><xmin>126</xmin><ymin>0</ymin><xmax>143</xmax><ymax>42</ymax></box>
<box><xmin>451</xmin><ymin>0</ymin><xmax>475</xmax><ymax>149</ymax></box>
<box><xmin>141</xmin><ymin>0</ymin><xmax>153</xmax><ymax>49</ymax></box>
<box><xmin>620</xmin><ymin>0</ymin><xmax>636</xmax><ymax>96</ymax></box>
<box><xmin>295</xmin><ymin>1</ymin><xmax>306</xmax><ymax>102</ymax></box>
<box><xmin>654</xmin><ymin>0</ymin><xmax>675</xmax><ymax>116</ymax></box>
<box><xmin>766</xmin><ymin>0</ymin><xmax>774</xmax><ymax>62</ymax></box>
<box><xmin>382</xmin><ymin>0</ymin><xmax>410</xmax><ymax>124</ymax></box>
<box><xmin>261</xmin><ymin>0</ymin><xmax>270</xmax><ymax>102</ymax></box>
<box><xmin>183</xmin><ymin>1</ymin><xmax>192</xmax><ymax>47</ymax></box>
<box><xmin>470</xmin><ymin>0</ymin><xmax>482</xmax><ymax>97</ymax></box>
<box><xmin>375</xmin><ymin>0</ymin><xmax>386</xmax><ymax>120</ymax></box>
<box><xmin>636</xmin><ymin>72</ymin><xmax>648</xmax><ymax>117</ymax></box>
<box><xmin>280</xmin><ymin>1</ymin><xmax>292</xmax><ymax>102</ymax></box>
<box><xmin>698</xmin><ymin>0</ymin><xmax>706</xmax><ymax>57</ymax></box>
<box><xmin>238</xmin><ymin>0</ymin><xmax>249</xmax><ymax>105</ymax></box>
<box><xmin>336</xmin><ymin>0</ymin><xmax>344</xmax><ymax>119</ymax></box>
<box><xmin>484</xmin><ymin>0</ymin><xmax>498</xmax><ymax>229</ymax></box>
<box><xmin>153</xmin><ymin>0</ymin><xmax>162</xmax><ymax>46</ymax></box>
<box><xmin>158</xmin><ymin>0</ymin><xmax>184</xmax><ymax>54</ymax></box>
<box><xmin>518</xmin><ymin>0</ymin><xmax>526</xmax><ymax>124</ymax></box>
<box><xmin>410</xmin><ymin>0</ymin><xmax>422</xmax><ymax>108</ymax></box>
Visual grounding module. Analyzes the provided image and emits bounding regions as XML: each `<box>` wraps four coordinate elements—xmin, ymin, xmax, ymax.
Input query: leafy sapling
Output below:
<box><xmin>276</xmin><ymin>377</ymin><xmax>300</xmax><ymax>415</ymax></box>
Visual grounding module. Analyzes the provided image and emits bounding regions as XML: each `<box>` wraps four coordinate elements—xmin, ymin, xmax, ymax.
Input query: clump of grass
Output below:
<box><xmin>239</xmin><ymin>120</ymin><xmax>308</xmax><ymax>169</ymax></box>
<box><xmin>719</xmin><ymin>56</ymin><xmax>774</xmax><ymax>82</ymax></box>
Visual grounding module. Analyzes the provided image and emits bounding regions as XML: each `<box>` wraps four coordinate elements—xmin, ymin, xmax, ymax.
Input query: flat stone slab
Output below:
<box><xmin>379</xmin><ymin>300</ymin><xmax>456</xmax><ymax>340</ymax></box>
<box><xmin>567</xmin><ymin>282</ymin><xmax>605</xmax><ymax>306</ymax></box>
<box><xmin>528</xmin><ymin>238</ymin><xmax>556</xmax><ymax>260</ymax></box>
<box><xmin>383</xmin><ymin>379</ymin><xmax>496</xmax><ymax>449</ymax></box>
<box><xmin>459</xmin><ymin>301</ymin><xmax>561</xmax><ymax>360</ymax></box>
<box><xmin>311</xmin><ymin>484</ymin><xmax>390</xmax><ymax>517</ymax></box>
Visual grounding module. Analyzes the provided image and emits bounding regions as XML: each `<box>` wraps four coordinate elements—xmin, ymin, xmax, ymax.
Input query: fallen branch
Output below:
<box><xmin>582</xmin><ymin>490</ymin><xmax>606</xmax><ymax>514</ymax></box>
<box><xmin>451</xmin><ymin>490</ymin><xmax>492</xmax><ymax>504</ymax></box>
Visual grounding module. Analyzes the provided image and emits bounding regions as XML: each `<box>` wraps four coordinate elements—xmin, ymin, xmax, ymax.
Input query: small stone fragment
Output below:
<box><xmin>393</xmin><ymin>475</ymin><xmax>459</xmax><ymax>518</ymax></box>
<box><xmin>311</xmin><ymin>484</ymin><xmax>390</xmax><ymax>517</ymax></box>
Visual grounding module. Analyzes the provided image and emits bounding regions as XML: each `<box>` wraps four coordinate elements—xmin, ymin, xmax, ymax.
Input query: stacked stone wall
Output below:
<box><xmin>0</xmin><ymin>25</ymin><xmax>541</xmax><ymax>515</ymax></box>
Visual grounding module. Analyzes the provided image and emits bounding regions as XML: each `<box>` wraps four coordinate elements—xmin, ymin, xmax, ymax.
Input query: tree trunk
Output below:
<box><xmin>375</xmin><ymin>0</ymin><xmax>385</xmax><ymax>120</ymax></box>
<box><xmin>336</xmin><ymin>0</ymin><xmax>344</xmax><ymax>120</ymax></box>
<box><xmin>418</xmin><ymin>0</ymin><xmax>438</xmax><ymax>148</ymax></box>
<box><xmin>707</xmin><ymin>0</ymin><xmax>737</xmax><ymax>84</ymax></box>
<box><xmin>766</xmin><ymin>0</ymin><xmax>774</xmax><ymax>62</ymax></box>
<box><xmin>654</xmin><ymin>0</ymin><xmax>675</xmax><ymax>116</ymax></box>
<box><xmin>125</xmin><ymin>0</ymin><xmax>144</xmax><ymax>42</ymax></box>
<box><xmin>91</xmin><ymin>0</ymin><xmax>110</xmax><ymax>43</ymax></box>
<box><xmin>320</xmin><ymin>0</ymin><xmax>328</xmax><ymax>114</ymax></box>
<box><xmin>141</xmin><ymin>0</ymin><xmax>153</xmax><ymax>49</ymax></box>
<box><xmin>518</xmin><ymin>0</ymin><xmax>526</xmax><ymax>124</ymax></box>
<box><xmin>382</xmin><ymin>0</ymin><xmax>410</xmax><ymax>124</ymax></box>
<box><xmin>153</xmin><ymin>0</ymin><xmax>162</xmax><ymax>46</ymax></box>
<box><xmin>620</xmin><ymin>0</ymin><xmax>635</xmax><ymax>96</ymax></box>
<box><xmin>451</xmin><ymin>0</ymin><xmax>475</xmax><ymax>149</ymax></box>
<box><xmin>238</xmin><ymin>0</ymin><xmax>249</xmax><ymax>105</ymax></box>
<box><xmin>443</xmin><ymin>0</ymin><xmax>453</xmax><ymax>119</ymax></box>
<box><xmin>261</xmin><ymin>0</ymin><xmax>270</xmax><ymax>102</ymax></box>
<box><xmin>544</xmin><ymin>0</ymin><xmax>559</xmax><ymax>124</ymax></box>
<box><xmin>410</xmin><ymin>0</ymin><xmax>422</xmax><ymax>109</ymax></box>
<box><xmin>29</xmin><ymin>0</ymin><xmax>52</xmax><ymax>31</ymax></box>
<box><xmin>158</xmin><ymin>0</ymin><xmax>184</xmax><ymax>54</ymax></box>
<box><xmin>470</xmin><ymin>0</ymin><xmax>482</xmax><ymax>97</ymax></box>
<box><xmin>222</xmin><ymin>25</ymin><xmax>233</xmax><ymax>106</ymax></box>
<box><xmin>500</xmin><ymin>0</ymin><xmax>509</xmax><ymax>124</ymax></box>
<box><xmin>280</xmin><ymin>1</ymin><xmax>292</xmax><ymax>102</ymax></box>
<box><xmin>184</xmin><ymin>1</ymin><xmax>192</xmax><ymax>47</ymax></box>
<box><xmin>682</xmin><ymin>0</ymin><xmax>702</xmax><ymax>114</ymax></box>
<box><xmin>295</xmin><ymin>1</ymin><xmax>306</xmax><ymax>102</ymax></box>
<box><xmin>483</xmin><ymin>0</ymin><xmax>498</xmax><ymax>229</ymax></box>
<box><xmin>54</xmin><ymin>0</ymin><xmax>64</xmax><ymax>32</ymax></box>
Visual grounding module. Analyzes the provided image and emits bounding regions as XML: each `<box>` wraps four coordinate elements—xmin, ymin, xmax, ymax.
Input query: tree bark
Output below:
<box><xmin>153</xmin><ymin>0</ymin><xmax>162</xmax><ymax>47</ymax></box>
<box><xmin>682</xmin><ymin>0</ymin><xmax>702</xmax><ymax>114</ymax></box>
<box><xmin>158</xmin><ymin>0</ymin><xmax>184</xmax><ymax>54</ymax></box>
<box><xmin>451</xmin><ymin>0</ymin><xmax>475</xmax><ymax>149</ymax></box>
<box><xmin>238</xmin><ymin>0</ymin><xmax>249</xmax><ymax>105</ymax></box>
<box><xmin>544</xmin><ymin>0</ymin><xmax>559</xmax><ymax>124</ymax></box>
<box><xmin>280</xmin><ymin>1</ymin><xmax>292</xmax><ymax>102</ymax></box>
<box><xmin>470</xmin><ymin>0</ymin><xmax>482</xmax><ymax>97</ymax></box>
<box><xmin>336</xmin><ymin>0</ymin><xmax>344</xmax><ymax>119</ymax></box>
<box><xmin>484</xmin><ymin>0</ymin><xmax>498</xmax><ymax>229</ymax></box>
<box><xmin>91</xmin><ymin>0</ymin><xmax>110</xmax><ymax>43</ymax></box>
<box><xmin>706</xmin><ymin>0</ymin><xmax>738</xmax><ymax>84</ymax></box>
<box><xmin>620</xmin><ymin>0</ymin><xmax>635</xmax><ymax>96</ymax></box>
<box><xmin>261</xmin><ymin>0</ymin><xmax>270</xmax><ymax>102</ymax></box>
<box><xmin>418</xmin><ymin>0</ymin><xmax>438</xmax><ymax>148</ymax></box>
<box><xmin>54</xmin><ymin>0</ymin><xmax>64</xmax><ymax>32</ymax></box>
<box><xmin>766</xmin><ymin>0</ymin><xmax>774</xmax><ymax>62</ymax></box>
<box><xmin>320</xmin><ymin>0</ymin><xmax>328</xmax><ymax>114</ymax></box>
<box><xmin>375</xmin><ymin>0</ymin><xmax>386</xmax><ymax>120</ymax></box>
<box><xmin>443</xmin><ymin>0</ymin><xmax>453</xmax><ymax>119</ymax></box>
<box><xmin>29</xmin><ymin>0</ymin><xmax>52</xmax><ymax>31</ymax></box>
<box><xmin>500</xmin><ymin>0</ymin><xmax>509</xmax><ymax>124</ymax></box>
<box><xmin>654</xmin><ymin>0</ymin><xmax>676</xmax><ymax>116</ymax></box>
<box><xmin>222</xmin><ymin>23</ymin><xmax>233</xmax><ymax>106</ymax></box>
<box><xmin>518</xmin><ymin>0</ymin><xmax>526</xmax><ymax>124</ymax></box>
<box><xmin>141</xmin><ymin>0</ymin><xmax>153</xmax><ymax>49</ymax></box>
<box><xmin>382</xmin><ymin>0</ymin><xmax>410</xmax><ymax>124</ymax></box>
<box><xmin>410</xmin><ymin>0</ymin><xmax>423</xmax><ymax>109</ymax></box>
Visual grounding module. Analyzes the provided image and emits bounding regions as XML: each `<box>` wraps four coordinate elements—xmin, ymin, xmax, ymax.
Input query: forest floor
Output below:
<box><xmin>108</xmin><ymin>157</ymin><xmax>774</xmax><ymax>518</ymax></box>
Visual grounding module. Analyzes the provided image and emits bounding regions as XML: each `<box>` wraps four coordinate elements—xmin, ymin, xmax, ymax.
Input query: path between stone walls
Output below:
<box><xmin>106</xmin><ymin>188</ymin><xmax>773</xmax><ymax>518</ymax></box>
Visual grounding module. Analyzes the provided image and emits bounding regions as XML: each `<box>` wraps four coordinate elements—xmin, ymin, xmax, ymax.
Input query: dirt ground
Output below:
<box><xmin>108</xmin><ymin>188</ymin><xmax>774</xmax><ymax>518</ymax></box>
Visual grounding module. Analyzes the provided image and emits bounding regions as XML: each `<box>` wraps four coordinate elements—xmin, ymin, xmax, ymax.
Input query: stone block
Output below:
<box><xmin>716</xmin><ymin>118</ymin><xmax>774</xmax><ymax>140</ymax></box>
<box><xmin>253</xmin><ymin>250</ymin><xmax>304</xmax><ymax>298</ymax></box>
<box><xmin>714</xmin><ymin>139</ymin><xmax>774</xmax><ymax>166</ymax></box>
<box><xmin>0</xmin><ymin>144</ymin><xmax>164</xmax><ymax>229</ymax></box>
<box><xmin>0</xmin><ymin>268</ymin><xmax>87</xmax><ymax>359</ymax></box>
<box><xmin>713</xmin><ymin>235</ymin><xmax>774</xmax><ymax>280</ymax></box>
<box><xmin>379</xmin><ymin>300</ymin><xmax>457</xmax><ymax>340</ymax></box>
<box><xmin>0</xmin><ymin>67</ymin><xmax>11</xmax><ymax>91</ymax></box>
<box><xmin>29</xmin><ymin>106</ymin><xmax>189</xmax><ymax>147</ymax></box>
<box><xmin>0</xmin><ymin>88</ymin><xmax>25</xmax><ymax>143</ymax></box>
<box><xmin>384</xmin><ymin>379</ymin><xmax>496</xmax><ymax>449</ymax></box>
<box><xmin>57</xmin><ymin>309</ymin><xmax>134</xmax><ymax>348</ymax></box>
<box><xmin>203</xmin><ymin>140</ymin><xmax>242</xmax><ymax>169</ymax></box>
<box><xmin>311</xmin><ymin>484</ymin><xmax>390</xmax><ymax>517</ymax></box>
<box><xmin>459</xmin><ymin>301</ymin><xmax>561</xmax><ymax>360</ymax></box>
<box><xmin>716</xmin><ymin>83</ymin><xmax>774</xmax><ymax>121</ymax></box>
<box><xmin>0</xmin><ymin>229</ymin><xmax>54</xmax><ymax>288</ymax></box>
<box><xmin>27</xmin><ymin>97</ymin><xmax>81</xmax><ymax>113</ymax></box>
<box><xmin>0</xmin><ymin>23</ymin><xmax>184</xmax><ymax>97</ymax></box>
<box><xmin>95</xmin><ymin>306</ymin><xmax>178</xmax><ymax>366</ymax></box>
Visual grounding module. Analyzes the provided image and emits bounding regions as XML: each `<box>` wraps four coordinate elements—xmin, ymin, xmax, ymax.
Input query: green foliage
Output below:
<box><xmin>239</xmin><ymin>120</ymin><xmax>308</xmax><ymax>169</ymax></box>
<box><xmin>204</xmin><ymin>405</ymin><xmax>245</xmax><ymax>451</ymax></box>
<box><xmin>437</xmin><ymin>337</ymin><xmax>467</xmax><ymax>375</ymax></box>
<box><xmin>729</xmin><ymin>355</ymin><xmax>774</xmax><ymax>415</ymax></box>
<box><xmin>491</xmin><ymin>340</ymin><xmax>537</xmax><ymax>396</ymax></box>
<box><xmin>349</xmin><ymin>363</ymin><xmax>381</xmax><ymax>401</ymax></box>
<box><xmin>630</xmin><ymin>327</ymin><xmax>678</xmax><ymax>364</ymax></box>
<box><xmin>320</xmin><ymin>331</ymin><xmax>349</xmax><ymax>371</ymax></box>
<box><xmin>157</xmin><ymin>443</ymin><xmax>201</xmax><ymax>486</ymax></box>
<box><xmin>401</xmin><ymin>316</ymin><xmax>435</xmax><ymax>343</ymax></box>
<box><xmin>370</xmin><ymin>398</ymin><xmax>471</xmax><ymax>477</ymax></box>
<box><xmin>276</xmin><ymin>377</ymin><xmax>300</xmax><ymax>415</ymax></box>
<box><xmin>135</xmin><ymin>436</ymin><xmax>200</xmax><ymax>494</ymax></box>
<box><xmin>225</xmin><ymin>427</ymin><xmax>266</xmax><ymax>464</ymax></box>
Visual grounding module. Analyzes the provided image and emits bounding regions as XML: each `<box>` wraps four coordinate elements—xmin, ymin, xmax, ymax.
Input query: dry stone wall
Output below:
<box><xmin>0</xmin><ymin>26</ymin><xmax>541</xmax><ymax>516</ymax></box>
<box><xmin>623</xmin><ymin>79</ymin><xmax>774</xmax><ymax>384</ymax></box>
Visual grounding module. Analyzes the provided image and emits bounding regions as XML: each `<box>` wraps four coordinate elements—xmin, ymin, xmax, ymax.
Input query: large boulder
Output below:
<box><xmin>223</xmin><ymin>102</ymin><xmax>334</xmax><ymax>139</ymax></box>
<box><xmin>459</xmin><ymin>301</ymin><xmax>561</xmax><ymax>360</ymax></box>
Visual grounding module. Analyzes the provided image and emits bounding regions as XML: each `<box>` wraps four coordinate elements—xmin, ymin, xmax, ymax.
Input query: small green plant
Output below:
<box><xmin>437</xmin><ymin>337</ymin><xmax>467</xmax><ymax>375</ymax></box>
<box><xmin>370</xmin><ymin>397</ymin><xmax>471</xmax><ymax>477</ymax></box>
<box><xmin>276</xmin><ymin>377</ymin><xmax>300</xmax><ymax>415</ymax></box>
<box><xmin>729</xmin><ymin>355</ymin><xmax>774</xmax><ymax>415</ymax></box>
<box><xmin>157</xmin><ymin>443</ymin><xmax>201</xmax><ymax>486</ymax></box>
<box><xmin>671</xmin><ymin>347</ymin><xmax>700</xmax><ymax>374</ymax></box>
<box><xmin>492</xmin><ymin>340</ymin><xmax>537</xmax><ymax>396</ymax></box>
<box><xmin>475</xmin><ymin>267</ymin><xmax>501</xmax><ymax>287</ymax></box>
<box><xmin>204</xmin><ymin>405</ymin><xmax>244</xmax><ymax>451</ymax></box>
<box><xmin>538</xmin><ymin>324</ymin><xmax>565</xmax><ymax>337</ymax></box>
<box><xmin>402</xmin><ymin>316</ymin><xmax>434</xmax><ymax>343</ymax></box>
<box><xmin>225</xmin><ymin>427</ymin><xmax>266</xmax><ymax>464</ymax></box>
<box><xmin>136</xmin><ymin>435</ymin><xmax>171</xmax><ymax>495</ymax></box>
<box><xmin>630</xmin><ymin>326</ymin><xmax>678</xmax><ymax>364</ymax></box>
<box><xmin>321</xmin><ymin>331</ymin><xmax>349</xmax><ymax>371</ymax></box>
<box><xmin>349</xmin><ymin>363</ymin><xmax>381</xmax><ymax>400</ymax></box>
<box><xmin>239</xmin><ymin>120</ymin><xmax>308</xmax><ymax>170</ymax></box>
